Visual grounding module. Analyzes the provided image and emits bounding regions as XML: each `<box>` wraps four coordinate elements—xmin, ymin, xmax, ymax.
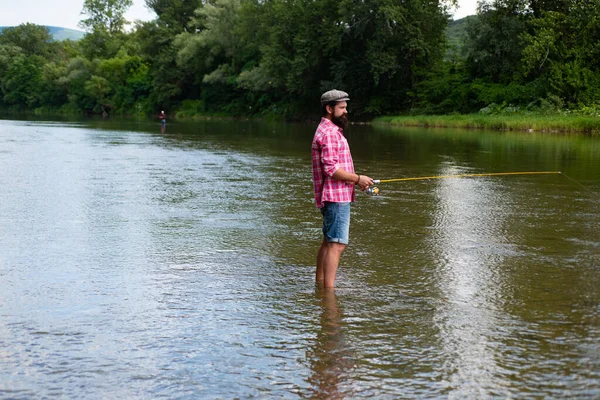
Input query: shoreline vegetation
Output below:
<box><xmin>4</xmin><ymin>107</ymin><xmax>600</xmax><ymax>135</ymax></box>
<box><xmin>373</xmin><ymin>114</ymin><xmax>600</xmax><ymax>135</ymax></box>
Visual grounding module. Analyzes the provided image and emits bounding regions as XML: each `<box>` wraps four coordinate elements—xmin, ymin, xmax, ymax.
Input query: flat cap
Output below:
<box><xmin>320</xmin><ymin>89</ymin><xmax>350</xmax><ymax>105</ymax></box>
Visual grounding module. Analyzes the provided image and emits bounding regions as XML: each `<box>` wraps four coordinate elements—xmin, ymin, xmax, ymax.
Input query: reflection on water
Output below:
<box><xmin>426</xmin><ymin>162</ymin><xmax>600</xmax><ymax>398</ymax></box>
<box><xmin>430</xmin><ymin>165</ymin><xmax>513</xmax><ymax>397</ymax></box>
<box><xmin>306</xmin><ymin>288</ymin><xmax>354</xmax><ymax>399</ymax></box>
<box><xmin>0</xmin><ymin>118</ymin><xmax>599</xmax><ymax>398</ymax></box>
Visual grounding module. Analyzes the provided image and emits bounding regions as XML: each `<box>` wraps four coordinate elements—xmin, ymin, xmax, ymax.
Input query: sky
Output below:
<box><xmin>0</xmin><ymin>0</ymin><xmax>478</xmax><ymax>31</ymax></box>
<box><xmin>0</xmin><ymin>0</ymin><xmax>155</xmax><ymax>31</ymax></box>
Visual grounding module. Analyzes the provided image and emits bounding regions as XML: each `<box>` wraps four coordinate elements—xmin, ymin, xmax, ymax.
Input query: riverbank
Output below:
<box><xmin>5</xmin><ymin>107</ymin><xmax>600</xmax><ymax>135</ymax></box>
<box><xmin>373</xmin><ymin>114</ymin><xmax>600</xmax><ymax>134</ymax></box>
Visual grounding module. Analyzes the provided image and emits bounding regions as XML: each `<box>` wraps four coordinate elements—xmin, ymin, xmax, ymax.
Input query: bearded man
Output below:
<box><xmin>311</xmin><ymin>89</ymin><xmax>373</xmax><ymax>288</ymax></box>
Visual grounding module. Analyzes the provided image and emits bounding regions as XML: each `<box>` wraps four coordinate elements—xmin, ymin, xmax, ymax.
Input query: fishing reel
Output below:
<box><xmin>366</xmin><ymin>186</ymin><xmax>380</xmax><ymax>196</ymax></box>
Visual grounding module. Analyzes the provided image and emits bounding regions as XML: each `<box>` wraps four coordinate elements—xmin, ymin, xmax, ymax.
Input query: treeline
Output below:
<box><xmin>1</xmin><ymin>0</ymin><xmax>599</xmax><ymax>119</ymax></box>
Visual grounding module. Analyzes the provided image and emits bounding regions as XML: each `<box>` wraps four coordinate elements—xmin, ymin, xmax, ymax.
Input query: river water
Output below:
<box><xmin>0</xmin><ymin>118</ymin><xmax>599</xmax><ymax>399</ymax></box>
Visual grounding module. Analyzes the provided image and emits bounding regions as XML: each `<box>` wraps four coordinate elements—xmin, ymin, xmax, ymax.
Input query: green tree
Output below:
<box><xmin>1</xmin><ymin>55</ymin><xmax>45</xmax><ymax>109</ymax></box>
<box><xmin>0</xmin><ymin>23</ymin><xmax>57</xmax><ymax>60</ymax></box>
<box><xmin>245</xmin><ymin>0</ymin><xmax>340</xmax><ymax>106</ymax></box>
<box><xmin>169</xmin><ymin>0</ymin><xmax>450</xmax><ymax>116</ymax></box>
<box><xmin>78</xmin><ymin>0</ymin><xmax>133</xmax><ymax>59</ymax></box>
<box><xmin>146</xmin><ymin>0</ymin><xmax>200</xmax><ymax>32</ymax></box>
<box><xmin>85</xmin><ymin>75</ymin><xmax>113</xmax><ymax>114</ymax></box>
<box><xmin>132</xmin><ymin>0</ymin><xmax>202</xmax><ymax>111</ymax></box>
<box><xmin>62</xmin><ymin>57</ymin><xmax>96</xmax><ymax>113</ymax></box>
<box><xmin>464</xmin><ymin>1</ymin><xmax>528</xmax><ymax>83</ymax></box>
<box><xmin>174</xmin><ymin>0</ymin><xmax>250</xmax><ymax>113</ymax></box>
<box><xmin>520</xmin><ymin>1</ymin><xmax>600</xmax><ymax>106</ymax></box>
<box><xmin>79</xmin><ymin>0</ymin><xmax>133</xmax><ymax>34</ymax></box>
<box><xmin>339</xmin><ymin>0</ymin><xmax>451</xmax><ymax>114</ymax></box>
<box><xmin>0</xmin><ymin>44</ymin><xmax>23</xmax><ymax>77</ymax></box>
<box><xmin>97</xmin><ymin>52</ymin><xmax>152</xmax><ymax>113</ymax></box>
<box><xmin>0</xmin><ymin>45</ymin><xmax>24</xmax><ymax>108</ymax></box>
<box><xmin>245</xmin><ymin>0</ymin><xmax>451</xmax><ymax>115</ymax></box>
<box><xmin>40</xmin><ymin>61</ymin><xmax>70</xmax><ymax>108</ymax></box>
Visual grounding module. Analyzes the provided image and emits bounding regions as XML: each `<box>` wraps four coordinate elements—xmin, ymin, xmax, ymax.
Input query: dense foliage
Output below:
<box><xmin>418</xmin><ymin>0</ymin><xmax>600</xmax><ymax>115</ymax></box>
<box><xmin>1</xmin><ymin>0</ymin><xmax>600</xmax><ymax>118</ymax></box>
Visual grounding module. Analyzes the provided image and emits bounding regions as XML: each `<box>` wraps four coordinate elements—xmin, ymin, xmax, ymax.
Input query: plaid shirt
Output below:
<box><xmin>312</xmin><ymin>118</ymin><xmax>356</xmax><ymax>208</ymax></box>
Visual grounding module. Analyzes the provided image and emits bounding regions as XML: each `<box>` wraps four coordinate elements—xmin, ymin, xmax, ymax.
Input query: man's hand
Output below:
<box><xmin>357</xmin><ymin>175</ymin><xmax>374</xmax><ymax>191</ymax></box>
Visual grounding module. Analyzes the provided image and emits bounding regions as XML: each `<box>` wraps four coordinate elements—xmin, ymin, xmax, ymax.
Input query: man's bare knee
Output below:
<box><xmin>327</xmin><ymin>242</ymin><xmax>346</xmax><ymax>253</ymax></box>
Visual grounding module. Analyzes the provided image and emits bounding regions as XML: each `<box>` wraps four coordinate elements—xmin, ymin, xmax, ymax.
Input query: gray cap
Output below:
<box><xmin>320</xmin><ymin>89</ymin><xmax>350</xmax><ymax>105</ymax></box>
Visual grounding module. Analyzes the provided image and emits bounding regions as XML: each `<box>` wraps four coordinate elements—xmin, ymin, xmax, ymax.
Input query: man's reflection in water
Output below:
<box><xmin>306</xmin><ymin>288</ymin><xmax>354</xmax><ymax>399</ymax></box>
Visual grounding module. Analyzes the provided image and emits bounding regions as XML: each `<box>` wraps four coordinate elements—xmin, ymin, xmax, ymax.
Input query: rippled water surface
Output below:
<box><xmin>1</xmin><ymin>118</ymin><xmax>599</xmax><ymax>398</ymax></box>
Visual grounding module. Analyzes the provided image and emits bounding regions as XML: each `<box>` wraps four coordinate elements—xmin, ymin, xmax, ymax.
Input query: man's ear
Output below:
<box><xmin>325</xmin><ymin>104</ymin><xmax>333</xmax><ymax>115</ymax></box>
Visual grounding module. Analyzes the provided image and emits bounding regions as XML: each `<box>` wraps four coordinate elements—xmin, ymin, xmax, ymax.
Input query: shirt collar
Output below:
<box><xmin>320</xmin><ymin>117</ymin><xmax>344</xmax><ymax>134</ymax></box>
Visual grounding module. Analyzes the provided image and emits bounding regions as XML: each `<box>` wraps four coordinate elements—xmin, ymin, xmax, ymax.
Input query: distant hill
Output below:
<box><xmin>46</xmin><ymin>26</ymin><xmax>86</xmax><ymax>41</ymax></box>
<box><xmin>0</xmin><ymin>25</ymin><xmax>85</xmax><ymax>41</ymax></box>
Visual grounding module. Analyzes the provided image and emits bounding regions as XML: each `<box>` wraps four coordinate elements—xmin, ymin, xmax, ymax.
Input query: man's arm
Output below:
<box><xmin>320</xmin><ymin>133</ymin><xmax>373</xmax><ymax>189</ymax></box>
<box><xmin>332</xmin><ymin>168</ymin><xmax>373</xmax><ymax>190</ymax></box>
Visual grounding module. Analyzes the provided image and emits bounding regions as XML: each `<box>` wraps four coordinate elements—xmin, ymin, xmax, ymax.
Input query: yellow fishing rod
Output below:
<box><xmin>368</xmin><ymin>171</ymin><xmax>563</xmax><ymax>195</ymax></box>
<box><xmin>373</xmin><ymin>171</ymin><xmax>562</xmax><ymax>184</ymax></box>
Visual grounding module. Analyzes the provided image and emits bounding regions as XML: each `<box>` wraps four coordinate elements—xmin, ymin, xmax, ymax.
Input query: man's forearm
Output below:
<box><xmin>332</xmin><ymin>168</ymin><xmax>359</xmax><ymax>184</ymax></box>
<box><xmin>332</xmin><ymin>168</ymin><xmax>374</xmax><ymax>189</ymax></box>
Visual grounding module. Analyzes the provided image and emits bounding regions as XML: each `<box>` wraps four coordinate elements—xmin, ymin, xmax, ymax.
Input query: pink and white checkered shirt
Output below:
<box><xmin>312</xmin><ymin>118</ymin><xmax>356</xmax><ymax>208</ymax></box>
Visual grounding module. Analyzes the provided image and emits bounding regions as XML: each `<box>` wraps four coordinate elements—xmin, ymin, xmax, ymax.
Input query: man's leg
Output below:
<box><xmin>317</xmin><ymin>202</ymin><xmax>350</xmax><ymax>288</ymax></box>
<box><xmin>316</xmin><ymin>240</ymin><xmax>346</xmax><ymax>286</ymax></box>
<box><xmin>321</xmin><ymin>242</ymin><xmax>346</xmax><ymax>288</ymax></box>
<box><xmin>316</xmin><ymin>239</ymin><xmax>327</xmax><ymax>284</ymax></box>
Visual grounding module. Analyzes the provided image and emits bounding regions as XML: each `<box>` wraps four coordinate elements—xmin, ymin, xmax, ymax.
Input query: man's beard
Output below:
<box><xmin>332</xmin><ymin>114</ymin><xmax>348</xmax><ymax>130</ymax></box>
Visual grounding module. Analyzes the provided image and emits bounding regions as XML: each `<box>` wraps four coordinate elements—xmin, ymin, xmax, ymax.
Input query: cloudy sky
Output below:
<box><xmin>0</xmin><ymin>0</ymin><xmax>154</xmax><ymax>30</ymax></box>
<box><xmin>0</xmin><ymin>0</ymin><xmax>478</xmax><ymax>31</ymax></box>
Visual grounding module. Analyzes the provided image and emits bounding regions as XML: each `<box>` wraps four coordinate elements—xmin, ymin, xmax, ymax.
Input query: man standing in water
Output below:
<box><xmin>312</xmin><ymin>89</ymin><xmax>373</xmax><ymax>288</ymax></box>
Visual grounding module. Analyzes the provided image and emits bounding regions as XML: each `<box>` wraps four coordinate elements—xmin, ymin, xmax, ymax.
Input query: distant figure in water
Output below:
<box><xmin>159</xmin><ymin>110</ymin><xmax>166</xmax><ymax>124</ymax></box>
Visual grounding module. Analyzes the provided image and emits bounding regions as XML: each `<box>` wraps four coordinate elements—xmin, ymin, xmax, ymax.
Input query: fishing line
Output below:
<box><xmin>558</xmin><ymin>172</ymin><xmax>592</xmax><ymax>192</ymax></box>
<box><xmin>367</xmin><ymin>171</ymin><xmax>591</xmax><ymax>195</ymax></box>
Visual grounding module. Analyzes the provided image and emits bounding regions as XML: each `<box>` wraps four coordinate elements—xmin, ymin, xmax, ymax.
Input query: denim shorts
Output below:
<box><xmin>321</xmin><ymin>202</ymin><xmax>351</xmax><ymax>245</ymax></box>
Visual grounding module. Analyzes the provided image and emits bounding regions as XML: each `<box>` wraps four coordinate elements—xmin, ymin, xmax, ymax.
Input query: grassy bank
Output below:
<box><xmin>5</xmin><ymin>106</ymin><xmax>600</xmax><ymax>135</ymax></box>
<box><xmin>373</xmin><ymin>114</ymin><xmax>600</xmax><ymax>135</ymax></box>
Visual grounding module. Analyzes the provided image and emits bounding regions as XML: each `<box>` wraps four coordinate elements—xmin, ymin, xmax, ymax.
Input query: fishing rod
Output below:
<box><xmin>373</xmin><ymin>171</ymin><xmax>562</xmax><ymax>184</ymax></box>
<box><xmin>367</xmin><ymin>171</ymin><xmax>564</xmax><ymax>195</ymax></box>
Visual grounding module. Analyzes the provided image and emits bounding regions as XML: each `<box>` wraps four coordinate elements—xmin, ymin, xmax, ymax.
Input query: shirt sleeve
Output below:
<box><xmin>320</xmin><ymin>132</ymin><xmax>340</xmax><ymax>177</ymax></box>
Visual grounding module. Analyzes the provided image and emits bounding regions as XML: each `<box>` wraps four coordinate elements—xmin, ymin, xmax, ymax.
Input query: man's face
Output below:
<box><xmin>328</xmin><ymin>101</ymin><xmax>348</xmax><ymax>129</ymax></box>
